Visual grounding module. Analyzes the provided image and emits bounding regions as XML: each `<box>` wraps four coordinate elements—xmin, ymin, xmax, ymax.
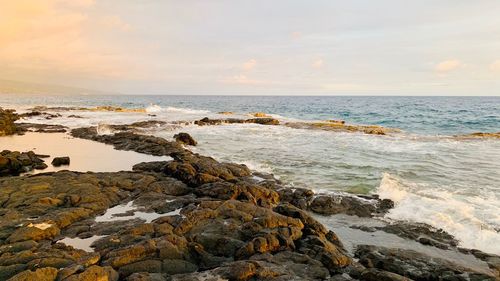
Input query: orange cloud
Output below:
<box><xmin>490</xmin><ymin>60</ymin><xmax>500</xmax><ymax>72</ymax></box>
<box><xmin>435</xmin><ymin>59</ymin><xmax>463</xmax><ymax>73</ymax></box>
<box><xmin>312</xmin><ymin>59</ymin><xmax>324</xmax><ymax>69</ymax></box>
<box><xmin>220</xmin><ymin>74</ymin><xmax>263</xmax><ymax>85</ymax></box>
<box><xmin>0</xmin><ymin>0</ymin><xmax>137</xmax><ymax>81</ymax></box>
<box><xmin>242</xmin><ymin>59</ymin><xmax>257</xmax><ymax>71</ymax></box>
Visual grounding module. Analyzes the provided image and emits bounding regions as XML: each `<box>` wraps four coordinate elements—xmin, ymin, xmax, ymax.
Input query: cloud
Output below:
<box><xmin>291</xmin><ymin>31</ymin><xmax>302</xmax><ymax>40</ymax></box>
<box><xmin>434</xmin><ymin>59</ymin><xmax>463</xmax><ymax>73</ymax></box>
<box><xmin>242</xmin><ymin>59</ymin><xmax>257</xmax><ymax>71</ymax></box>
<box><xmin>100</xmin><ymin>15</ymin><xmax>132</xmax><ymax>32</ymax></box>
<box><xmin>0</xmin><ymin>0</ymin><xmax>138</xmax><ymax>81</ymax></box>
<box><xmin>490</xmin><ymin>60</ymin><xmax>500</xmax><ymax>72</ymax></box>
<box><xmin>312</xmin><ymin>59</ymin><xmax>324</xmax><ymax>69</ymax></box>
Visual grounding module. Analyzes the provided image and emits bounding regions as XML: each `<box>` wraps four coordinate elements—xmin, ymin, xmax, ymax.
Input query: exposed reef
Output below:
<box><xmin>0</xmin><ymin>108</ymin><xmax>19</xmax><ymax>136</ymax></box>
<box><xmin>0</xmin><ymin>150</ymin><xmax>48</xmax><ymax>176</ymax></box>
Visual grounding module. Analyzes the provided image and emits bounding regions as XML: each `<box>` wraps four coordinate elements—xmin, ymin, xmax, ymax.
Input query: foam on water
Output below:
<box><xmin>378</xmin><ymin>173</ymin><xmax>500</xmax><ymax>254</ymax></box>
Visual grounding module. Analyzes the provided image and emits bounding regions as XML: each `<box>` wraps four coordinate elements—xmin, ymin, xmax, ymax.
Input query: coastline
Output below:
<box><xmin>0</xmin><ymin>106</ymin><xmax>499</xmax><ymax>280</ymax></box>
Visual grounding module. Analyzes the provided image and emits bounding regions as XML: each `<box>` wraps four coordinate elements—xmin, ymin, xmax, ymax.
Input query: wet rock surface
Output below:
<box><xmin>16</xmin><ymin>123</ymin><xmax>69</xmax><ymax>133</ymax></box>
<box><xmin>0</xmin><ymin>166</ymin><xmax>351</xmax><ymax>280</ymax></box>
<box><xmin>52</xmin><ymin>156</ymin><xmax>71</xmax><ymax>167</ymax></box>
<box><xmin>0</xmin><ymin>150</ymin><xmax>48</xmax><ymax>176</ymax></box>
<box><xmin>195</xmin><ymin>117</ymin><xmax>280</xmax><ymax>126</ymax></box>
<box><xmin>354</xmin><ymin>245</ymin><xmax>498</xmax><ymax>280</ymax></box>
<box><xmin>0</xmin><ymin>108</ymin><xmax>19</xmax><ymax>136</ymax></box>
<box><xmin>173</xmin><ymin>133</ymin><xmax>197</xmax><ymax>146</ymax></box>
<box><xmin>284</xmin><ymin>121</ymin><xmax>400</xmax><ymax>135</ymax></box>
<box><xmin>1</xmin><ymin>127</ymin><xmax>498</xmax><ymax>280</ymax></box>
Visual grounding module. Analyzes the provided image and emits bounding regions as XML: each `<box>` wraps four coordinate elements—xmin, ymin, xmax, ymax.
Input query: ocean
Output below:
<box><xmin>2</xmin><ymin>94</ymin><xmax>500</xmax><ymax>254</ymax></box>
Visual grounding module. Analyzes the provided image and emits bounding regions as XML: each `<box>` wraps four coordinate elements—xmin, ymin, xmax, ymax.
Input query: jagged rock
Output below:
<box><xmin>284</xmin><ymin>121</ymin><xmax>399</xmax><ymax>135</ymax></box>
<box><xmin>52</xmin><ymin>157</ymin><xmax>70</xmax><ymax>167</ymax></box>
<box><xmin>310</xmin><ymin>195</ymin><xmax>376</xmax><ymax>217</ymax></box>
<box><xmin>164</xmin><ymin>152</ymin><xmax>251</xmax><ymax>187</ymax></box>
<box><xmin>7</xmin><ymin>267</ymin><xmax>58</xmax><ymax>281</ymax></box>
<box><xmin>0</xmin><ymin>150</ymin><xmax>48</xmax><ymax>176</ymax></box>
<box><xmin>194</xmin><ymin>117</ymin><xmax>280</xmax><ymax>126</ymax></box>
<box><xmin>15</xmin><ymin>123</ymin><xmax>68</xmax><ymax>133</ymax></box>
<box><xmin>173</xmin><ymin>132</ymin><xmax>197</xmax><ymax>146</ymax></box>
<box><xmin>355</xmin><ymin>245</ymin><xmax>497</xmax><ymax>280</ymax></box>
<box><xmin>0</xmin><ymin>108</ymin><xmax>18</xmax><ymax>136</ymax></box>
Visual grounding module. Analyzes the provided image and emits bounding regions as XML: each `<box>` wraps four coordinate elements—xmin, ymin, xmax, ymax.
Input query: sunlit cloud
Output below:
<box><xmin>435</xmin><ymin>59</ymin><xmax>463</xmax><ymax>73</ymax></box>
<box><xmin>242</xmin><ymin>59</ymin><xmax>257</xmax><ymax>71</ymax></box>
<box><xmin>291</xmin><ymin>31</ymin><xmax>302</xmax><ymax>40</ymax></box>
<box><xmin>489</xmin><ymin>60</ymin><xmax>500</xmax><ymax>72</ymax></box>
<box><xmin>100</xmin><ymin>15</ymin><xmax>132</xmax><ymax>32</ymax></box>
<box><xmin>312</xmin><ymin>59</ymin><xmax>324</xmax><ymax>69</ymax></box>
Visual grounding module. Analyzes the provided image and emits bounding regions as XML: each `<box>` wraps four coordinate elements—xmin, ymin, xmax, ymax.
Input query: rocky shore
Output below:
<box><xmin>0</xmin><ymin>108</ymin><xmax>499</xmax><ymax>280</ymax></box>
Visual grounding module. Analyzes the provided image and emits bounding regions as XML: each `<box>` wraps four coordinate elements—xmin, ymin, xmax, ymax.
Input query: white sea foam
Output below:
<box><xmin>377</xmin><ymin>173</ymin><xmax>500</xmax><ymax>255</ymax></box>
<box><xmin>165</xmin><ymin>106</ymin><xmax>210</xmax><ymax>114</ymax></box>
<box><xmin>96</xmin><ymin>123</ymin><xmax>115</xmax><ymax>135</ymax></box>
<box><xmin>146</xmin><ymin>104</ymin><xmax>163</xmax><ymax>113</ymax></box>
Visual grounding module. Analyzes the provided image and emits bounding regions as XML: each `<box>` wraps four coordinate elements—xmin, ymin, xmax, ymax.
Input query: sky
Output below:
<box><xmin>1</xmin><ymin>0</ymin><xmax>500</xmax><ymax>95</ymax></box>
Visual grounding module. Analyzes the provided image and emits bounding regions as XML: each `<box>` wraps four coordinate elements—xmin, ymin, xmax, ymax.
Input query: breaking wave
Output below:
<box><xmin>377</xmin><ymin>173</ymin><xmax>500</xmax><ymax>254</ymax></box>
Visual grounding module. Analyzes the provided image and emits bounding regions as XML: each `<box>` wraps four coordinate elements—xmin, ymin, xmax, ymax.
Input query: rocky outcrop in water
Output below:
<box><xmin>16</xmin><ymin>123</ymin><xmax>68</xmax><ymax>133</ymax></box>
<box><xmin>455</xmin><ymin>132</ymin><xmax>500</xmax><ymax>139</ymax></box>
<box><xmin>284</xmin><ymin>120</ymin><xmax>399</xmax><ymax>135</ymax></box>
<box><xmin>19</xmin><ymin>111</ymin><xmax>62</xmax><ymax>120</ymax></box>
<box><xmin>0</xmin><ymin>150</ymin><xmax>48</xmax><ymax>176</ymax></box>
<box><xmin>0</xmin><ymin>108</ymin><xmax>19</xmax><ymax>136</ymax></box>
<box><xmin>354</xmin><ymin>245</ymin><xmax>497</xmax><ymax>280</ymax></box>
<box><xmin>173</xmin><ymin>133</ymin><xmax>197</xmax><ymax>146</ymax></box>
<box><xmin>195</xmin><ymin>117</ymin><xmax>280</xmax><ymax>126</ymax></box>
<box><xmin>52</xmin><ymin>157</ymin><xmax>70</xmax><ymax>167</ymax></box>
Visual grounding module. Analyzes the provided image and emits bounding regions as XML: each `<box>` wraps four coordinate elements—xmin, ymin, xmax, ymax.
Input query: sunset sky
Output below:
<box><xmin>1</xmin><ymin>0</ymin><xmax>500</xmax><ymax>95</ymax></box>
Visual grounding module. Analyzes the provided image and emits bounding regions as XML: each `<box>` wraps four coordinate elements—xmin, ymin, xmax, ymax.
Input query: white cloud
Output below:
<box><xmin>242</xmin><ymin>59</ymin><xmax>257</xmax><ymax>71</ymax></box>
<box><xmin>435</xmin><ymin>59</ymin><xmax>463</xmax><ymax>73</ymax></box>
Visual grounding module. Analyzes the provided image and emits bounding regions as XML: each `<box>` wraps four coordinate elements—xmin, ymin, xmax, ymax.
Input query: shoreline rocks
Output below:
<box><xmin>52</xmin><ymin>157</ymin><xmax>70</xmax><ymax>167</ymax></box>
<box><xmin>0</xmin><ymin>150</ymin><xmax>48</xmax><ymax>176</ymax></box>
<box><xmin>173</xmin><ymin>133</ymin><xmax>197</xmax><ymax>146</ymax></box>
<box><xmin>0</xmin><ymin>108</ymin><xmax>19</xmax><ymax>136</ymax></box>
<box><xmin>284</xmin><ymin>121</ymin><xmax>400</xmax><ymax>135</ymax></box>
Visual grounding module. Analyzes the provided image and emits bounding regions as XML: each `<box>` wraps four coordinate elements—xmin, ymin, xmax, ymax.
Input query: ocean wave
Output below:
<box><xmin>145</xmin><ymin>104</ymin><xmax>163</xmax><ymax>113</ymax></box>
<box><xmin>165</xmin><ymin>106</ymin><xmax>210</xmax><ymax>114</ymax></box>
<box><xmin>96</xmin><ymin>123</ymin><xmax>116</xmax><ymax>135</ymax></box>
<box><xmin>377</xmin><ymin>173</ymin><xmax>500</xmax><ymax>255</ymax></box>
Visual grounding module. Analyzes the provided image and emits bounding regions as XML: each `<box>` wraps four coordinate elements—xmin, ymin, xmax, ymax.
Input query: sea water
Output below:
<box><xmin>1</xmin><ymin>94</ymin><xmax>499</xmax><ymax>254</ymax></box>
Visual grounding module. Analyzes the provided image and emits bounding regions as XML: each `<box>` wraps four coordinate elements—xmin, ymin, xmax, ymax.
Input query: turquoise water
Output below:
<box><xmin>2</xmin><ymin>94</ymin><xmax>500</xmax><ymax>254</ymax></box>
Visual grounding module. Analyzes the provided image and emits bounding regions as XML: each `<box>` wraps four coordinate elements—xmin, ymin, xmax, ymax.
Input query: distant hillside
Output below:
<box><xmin>0</xmin><ymin>79</ymin><xmax>115</xmax><ymax>96</ymax></box>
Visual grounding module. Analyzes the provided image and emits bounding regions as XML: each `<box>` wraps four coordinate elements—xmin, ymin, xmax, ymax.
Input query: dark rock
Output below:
<box><xmin>0</xmin><ymin>108</ymin><xmax>19</xmax><ymax>136</ymax></box>
<box><xmin>310</xmin><ymin>195</ymin><xmax>377</xmax><ymax>217</ymax></box>
<box><xmin>6</xmin><ymin>267</ymin><xmax>58</xmax><ymax>281</ymax></box>
<box><xmin>0</xmin><ymin>150</ymin><xmax>48</xmax><ymax>176</ymax></box>
<box><xmin>52</xmin><ymin>157</ymin><xmax>70</xmax><ymax>166</ymax></box>
<box><xmin>15</xmin><ymin>123</ymin><xmax>68</xmax><ymax>133</ymax></box>
<box><xmin>375</xmin><ymin>222</ymin><xmax>459</xmax><ymax>249</ymax></box>
<box><xmin>194</xmin><ymin>117</ymin><xmax>280</xmax><ymax>126</ymax></box>
<box><xmin>355</xmin><ymin>245</ymin><xmax>497</xmax><ymax>281</ymax></box>
<box><xmin>173</xmin><ymin>132</ymin><xmax>197</xmax><ymax>146</ymax></box>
